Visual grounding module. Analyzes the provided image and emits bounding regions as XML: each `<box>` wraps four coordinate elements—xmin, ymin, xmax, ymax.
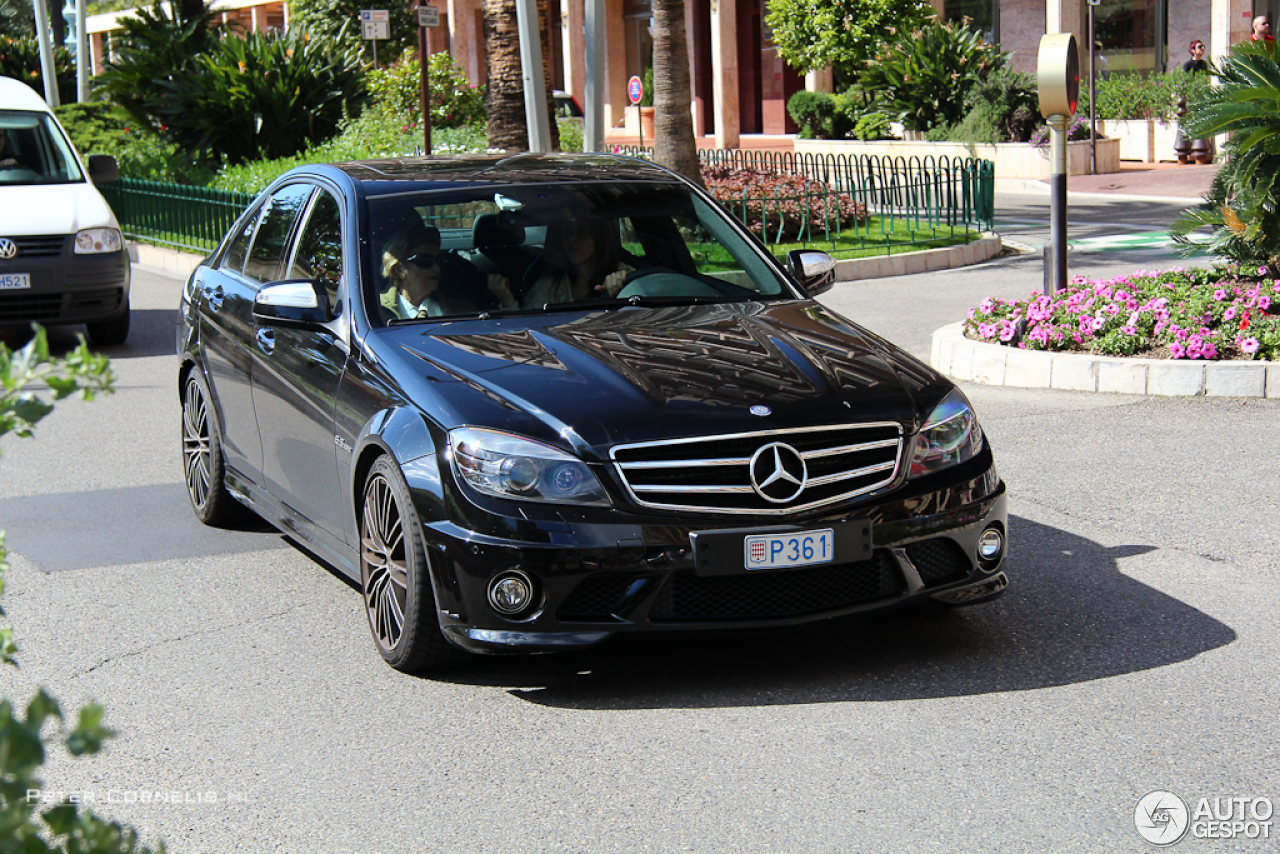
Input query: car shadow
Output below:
<box><xmin>429</xmin><ymin>515</ymin><xmax>1236</xmax><ymax>708</ymax></box>
<box><xmin>0</xmin><ymin>308</ymin><xmax>177</xmax><ymax>359</ymax></box>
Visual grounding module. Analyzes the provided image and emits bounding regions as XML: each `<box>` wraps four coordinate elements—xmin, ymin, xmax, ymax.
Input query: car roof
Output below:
<box><xmin>0</xmin><ymin>77</ymin><xmax>55</xmax><ymax>114</ymax></box>
<box><xmin>316</xmin><ymin>153</ymin><xmax>685</xmax><ymax>198</ymax></box>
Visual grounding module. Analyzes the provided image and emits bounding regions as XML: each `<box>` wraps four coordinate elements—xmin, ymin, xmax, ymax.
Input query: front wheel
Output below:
<box><xmin>87</xmin><ymin>306</ymin><xmax>130</xmax><ymax>346</ymax></box>
<box><xmin>360</xmin><ymin>456</ymin><xmax>462</xmax><ymax>672</ymax></box>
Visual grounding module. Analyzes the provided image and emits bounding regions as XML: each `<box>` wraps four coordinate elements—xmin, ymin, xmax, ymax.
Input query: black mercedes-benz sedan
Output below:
<box><xmin>178</xmin><ymin>154</ymin><xmax>1008</xmax><ymax>672</ymax></box>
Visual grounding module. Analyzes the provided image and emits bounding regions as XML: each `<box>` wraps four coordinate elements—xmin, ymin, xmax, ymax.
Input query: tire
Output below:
<box><xmin>87</xmin><ymin>307</ymin><xmax>130</xmax><ymax>346</ymax></box>
<box><xmin>181</xmin><ymin>370</ymin><xmax>245</xmax><ymax>527</ymax></box>
<box><xmin>360</xmin><ymin>456</ymin><xmax>462</xmax><ymax>672</ymax></box>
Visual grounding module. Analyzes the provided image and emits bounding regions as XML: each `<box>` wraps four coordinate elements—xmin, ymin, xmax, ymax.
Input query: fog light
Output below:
<box><xmin>977</xmin><ymin>527</ymin><xmax>1004</xmax><ymax>565</ymax></box>
<box><xmin>488</xmin><ymin>571</ymin><xmax>535</xmax><ymax>615</ymax></box>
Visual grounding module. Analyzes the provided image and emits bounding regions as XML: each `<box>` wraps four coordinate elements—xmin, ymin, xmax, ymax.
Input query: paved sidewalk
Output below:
<box><xmin>1023</xmin><ymin>160</ymin><xmax>1221</xmax><ymax>203</ymax></box>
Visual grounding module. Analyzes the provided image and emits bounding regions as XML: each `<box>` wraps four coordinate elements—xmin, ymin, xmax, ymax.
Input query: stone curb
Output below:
<box><xmin>132</xmin><ymin>232</ymin><xmax>1005</xmax><ymax>284</ymax></box>
<box><xmin>930</xmin><ymin>321</ymin><xmax>1280</xmax><ymax>398</ymax></box>
<box><xmin>834</xmin><ymin>233</ymin><xmax>1002</xmax><ymax>282</ymax></box>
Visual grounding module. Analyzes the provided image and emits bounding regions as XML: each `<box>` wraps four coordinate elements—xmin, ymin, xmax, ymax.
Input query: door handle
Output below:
<box><xmin>256</xmin><ymin>327</ymin><xmax>275</xmax><ymax>355</ymax></box>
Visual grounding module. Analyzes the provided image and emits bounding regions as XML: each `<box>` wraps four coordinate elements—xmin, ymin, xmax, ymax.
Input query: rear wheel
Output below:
<box><xmin>181</xmin><ymin>370</ymin><xmax>244</xmax><ymax>526</ymax></box>
<box><xmin>360</xmin><ymin>456</ymin><xmax>461</xmax><ymax>672</ymax></box>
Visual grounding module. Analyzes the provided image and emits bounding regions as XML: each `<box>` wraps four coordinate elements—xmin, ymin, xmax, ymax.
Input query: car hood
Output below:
<box><xmin>377</xmin><ymin>301</ymin><xmax>950</xmax><ymax>459</ymax></box>
<box><xmin>0</xmin><ymin>182</ymin><xmax>117</xmax><ymax>235</ymax></box>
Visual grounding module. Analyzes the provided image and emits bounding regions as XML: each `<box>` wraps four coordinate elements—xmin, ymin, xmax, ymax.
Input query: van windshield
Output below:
<box><xmin>0</xmin><ymin>110</ymin><xmax>84</xmax><ymax>185</ymax></box>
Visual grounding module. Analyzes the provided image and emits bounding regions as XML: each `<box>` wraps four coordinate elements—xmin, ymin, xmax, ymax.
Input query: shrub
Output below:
<box><xmin>291</xmin><ymin>0</ymin><xmax>416</xmax><ymax>63</ymax></box>
<box><xmin>1077</xmin><ymin>69</ymin><xmax>1209</xmax><ymax>122</ymax></box>
<box><xmin>0</xmin><ymin>36</ymin><xmax>76</xmax><ymax>104</ymax></box>
<box><xmin>787</xmin><ymin>91</ymin><xmax>837</xmax><ymax>139</ymax></box>
<box><xmin>1171</xmin><ymin>42</ymin><xmax>1280</xmax><ymax>269</ymax></box>
<box><xmin>701</xmin><ymin>164</ymin><xmax>868</xmax><ymax>243</ymax></box>
<box><xmin>859</xmin><ymin>16</ymin><xmax>1008</xmax><ymax>132</ymax></box>
<box><xmin>157</xmin><ymin>26</ymin><xmax>368</xmax><ymax>165</ymax></box>
<box><xmin>947</xmin><ymin>68</ymin><xmax>1040</xmax><ymax>143</ymax></box>
<box><xmin>964</xmin><ymin>265</ymin><xmax>1280</xmax><ymax>361</ymax></box>
<box><xmin>365</xmin><ymin>50</ymin><xmax>487</xmax><ymax>130</ymax></box>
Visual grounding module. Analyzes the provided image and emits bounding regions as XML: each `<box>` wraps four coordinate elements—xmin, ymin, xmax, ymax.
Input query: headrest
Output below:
<box><xmin>472</xmin><ymin>212</ymin><xmax>525</xmax><ymax>250</ymax></box>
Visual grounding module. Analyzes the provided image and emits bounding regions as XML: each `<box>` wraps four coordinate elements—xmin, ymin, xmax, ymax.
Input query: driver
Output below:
<box><xmin>0</xmin><ymin>129</ymin><xmax>18</xmax><ymax>168</ymax></box>
<box><xmin>488</xmin><ymin>213</ymin><xmax>631</xmax><ymax>309</ymax></box>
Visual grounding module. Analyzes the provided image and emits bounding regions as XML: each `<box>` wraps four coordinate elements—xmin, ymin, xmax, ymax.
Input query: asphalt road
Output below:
<box><xmin>1</xmin><ymin>188</ymin><xmax>1276</xmax><ymax>853</ymax></box>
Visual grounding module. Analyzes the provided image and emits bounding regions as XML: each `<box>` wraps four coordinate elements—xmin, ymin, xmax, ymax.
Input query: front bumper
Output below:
<box><xmin>0</xmin><ymin>242</ymin><xmax>130</xmax><ymax>327</ymax></box>
<box><xmin>422</xmin><ymin>453</ymin><xmax>1009</xmax><ymax>655</ymax></box>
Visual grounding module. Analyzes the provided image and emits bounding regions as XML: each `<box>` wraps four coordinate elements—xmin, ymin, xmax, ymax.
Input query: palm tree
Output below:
<box><xmin>482</xmin><ymin>0</ymin><xmax>560</xmax><ymax>152</ymax></box>
<box><xmin>651</xmin><ymin>0</ymin><xmax>702</xmax><ymax>187</ymax></box>
<box><xmin>1173</xmin><ymin>40</ymin><xmax>1280</xmax><ymax>267</ymax></box>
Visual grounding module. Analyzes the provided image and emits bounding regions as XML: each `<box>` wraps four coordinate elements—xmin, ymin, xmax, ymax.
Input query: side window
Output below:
<box><xmin>220</xmin><ymin>203</ymin><xmax>264</xmax><ymax>275</ymax></box>
<box><xmin>242</xmin><ymin>183</ymin><xmax>313</xmax><ymax>284</ymax></box>
<box><xmin>288</xmin><ymin>190</ymin><xmax>344</xmax><ymax>310</ymax></box>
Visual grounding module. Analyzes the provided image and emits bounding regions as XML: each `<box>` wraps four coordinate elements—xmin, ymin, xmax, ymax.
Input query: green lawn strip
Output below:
<box><xmin>769</xmin><ymin>219</ymin><xmax>980</xmax><ymax>260</ymax></box>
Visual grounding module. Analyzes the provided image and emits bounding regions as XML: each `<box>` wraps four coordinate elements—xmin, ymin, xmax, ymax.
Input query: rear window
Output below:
<box><xmin>0</xmin><ymin>110</ymin><xmax>84</xmax><ymax>185</ymax></box>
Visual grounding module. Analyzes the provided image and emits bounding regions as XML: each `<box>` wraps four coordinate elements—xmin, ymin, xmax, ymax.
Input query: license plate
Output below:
<box><xmin>744</xmin><ymin>528</ymin><xmax>834</xmax><ymax>570</ymax></box>
<box><xmin>0</xmin><ymin>273</ymin><xmax>31</xmax><ymax>290</ymax></box>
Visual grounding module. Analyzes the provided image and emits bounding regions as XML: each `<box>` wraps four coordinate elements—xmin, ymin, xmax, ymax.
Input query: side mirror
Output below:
<box><xmin>87</xmin><ymin>154</ymin><xmax>119</xmax><ymax>185</ymax></box>
<box><xmin>253</xmin><ymin>280</ymin><xmax>331</xmax><ymax>326</ymax></box>
<box><xmin>787</xmin><ymin>249</ymin><xmax>836</xmax><ymax>296</ymax></box>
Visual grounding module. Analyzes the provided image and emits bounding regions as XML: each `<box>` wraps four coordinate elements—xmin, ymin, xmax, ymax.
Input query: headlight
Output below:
<box><xmin>908</xmin><ymin>388</ymin><xmax>985</xmax><ymax>478</ymax></box>
<box><xmin>74</xmin><ymin>228</ymin><xmax>123</xmax><ymax>254</ymax></box>
<box><xmin>449</xmin><ymin>427</ymin><xmax>609</xmax><ymax>505</ymax></box>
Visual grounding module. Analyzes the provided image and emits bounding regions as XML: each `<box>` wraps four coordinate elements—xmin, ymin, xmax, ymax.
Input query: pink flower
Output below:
<box><xmin>1202</xmin><ymin>341</ymin><xmax>1218</xmax><ymax>359</ymax></box>
<box><xmin>1259</xmin><ymin>296</ymin><xmax>1271</xmax><ymax>310</ymax></box>
<box><xmin>1170</xmin><ymin>342</ymin><xmax>1186</xmax><ymax>359</ymax></box>
<box><xmin>978</xmin><ymin>323</ymin><xmax>996</xmax><ymax>339</ymax></box>
<box><xmin>979</xmin><ymin>298</ymin><xmax>995</xmax><ymax>314</ymax></box>
<box><xmin>1000</xmin><ymin>323</ymin><xmax>1016</xmax><ymax>342</ymax></box>
<box><xmin>1121</xmin><ymin>325</ymin><xmax>1137</xmax><ymax>335</ymax></box>
<box><xmin>1225</xmin><ymin>305</ymin><xmax>1237</xmax><ymax>321</ymax></box>
<box><xmin>1214</xmin><ymin>289</ymin><xmax>1227</xmax><ymax>301</ymax></box>
<box><xmin>1241</xmin><ymin>337</ymin><xmax>1261</xmax><ymax>355</ymax></box>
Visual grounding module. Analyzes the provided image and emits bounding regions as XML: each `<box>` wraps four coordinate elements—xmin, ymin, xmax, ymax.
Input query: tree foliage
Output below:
<box><xmin>290</xmin><ymin>0</ymin><xmax>416</xmax><ymax>63</ymax></box>
<box><xmin>765</xmin><ymin>0</ymin><xmax>931</xmax><ymax>86</ymax></box>
<box><xmin>365</xmin><ymin>50</ymin><xmax>487</xmax><ymax>130</ymax></box>
<box><xmin>858</xmin><ymin>16</ymin><xmax>1008</xmax><ymax>132</ymax></box>
<box><xmin>0</xmin><ymin>329</ymin><xmax>150</xmax><ymax>854</ymax></box>
<box><xmin>0</xmin><ymin>35</ymin><xmax>76</xmax><ymax>104</ymax></box>
<box><xmin>1173</xmin><ymin>41</ymin><xmax>1280</xmax><ymax>268</ymax></box>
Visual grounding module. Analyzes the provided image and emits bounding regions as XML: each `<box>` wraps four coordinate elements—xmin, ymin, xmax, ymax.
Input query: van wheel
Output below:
<box><xmin>87</xmin><ymin>307</ymin><xmax>130</xmax><ymax>346</ymax></box>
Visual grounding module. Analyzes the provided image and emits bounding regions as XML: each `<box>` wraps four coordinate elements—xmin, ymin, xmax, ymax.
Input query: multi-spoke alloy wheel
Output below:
<box><xmin>359</xmin><ymin>457</ymin><xmax>459</xmax><ymax>671</ymax></box>
<box><xmin>181</xmin><ymin>371</ymin><xmax>240</xmax><ymax>526</ymax></box>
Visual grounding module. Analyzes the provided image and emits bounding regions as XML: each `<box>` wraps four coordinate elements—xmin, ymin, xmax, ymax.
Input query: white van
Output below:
<box><xmin>0</xmin><ymin>76</ymin><xmax>130</xmax><ymax>345</ymax></box>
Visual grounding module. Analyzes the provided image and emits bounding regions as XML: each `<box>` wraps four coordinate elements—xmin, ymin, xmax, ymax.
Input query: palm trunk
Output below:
<box><xmin>651</xmin><ymin>0</ymin><xmax>703</xmax><ymax>187</ymax></box>
<box><xmin>483</xmin><ymin>0</ymin><xmax>561</xmax><ymax>152</ymax></box>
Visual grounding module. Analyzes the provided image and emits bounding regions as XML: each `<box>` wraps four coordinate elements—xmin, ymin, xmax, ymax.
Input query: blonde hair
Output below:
<box><xmin>381</xmin><ymin>224</ymin><xmax>441</xmax><ymax>282</ymax></box>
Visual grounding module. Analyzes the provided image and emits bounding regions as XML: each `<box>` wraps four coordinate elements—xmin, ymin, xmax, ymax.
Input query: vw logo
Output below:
<box><xmin>749</xmin><ymin>442</ymin><xmax>807</xmax><ymax>503</ymax></box>
<box><xmin>0</xmin><ymin>238</ymin><xmax>16</xmax><ymax>260</ymax></box>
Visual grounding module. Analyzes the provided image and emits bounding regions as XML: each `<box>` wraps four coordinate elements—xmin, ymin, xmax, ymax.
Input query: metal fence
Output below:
<box><xmin>99</xmin><ymin>179</ymin><xmax>254</xmax><ymax>254</ymax></box>
<box><xmin>100</xmin><ymin>150</ymin><xmax>994</xmax><ymax>258</ymax></box>
<box><xmin>616</xmin><ymin>147</ymin><xmax>995</xmax><ymax>257</ymax></box>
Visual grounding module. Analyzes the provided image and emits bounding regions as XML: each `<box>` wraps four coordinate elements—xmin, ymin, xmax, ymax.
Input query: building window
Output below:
<box><xmin>946</xmin><ymin>0</ymin><xmax>998</xmax><ymax>44</ymax></box>
<box><xmin>1085</xmin><ymin>0</ymin><xmax>1165</xmax><ymax>75</ymax></box>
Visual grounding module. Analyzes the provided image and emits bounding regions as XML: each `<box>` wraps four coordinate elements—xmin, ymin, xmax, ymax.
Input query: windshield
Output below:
<box><xmin>0</xmin><ymin>110</ymin><xmax>84</xmax><ymax>185</ymax></box>
<box><xmin>364</xmin><ymin>180</ymin><xmax>795</xmax><ymax>325</ymax></box>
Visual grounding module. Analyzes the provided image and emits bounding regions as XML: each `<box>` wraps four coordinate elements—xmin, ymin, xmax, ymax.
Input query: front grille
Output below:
<box><xmin>649</xmin><ymin>551</ymin><xmax>902</xmax><ymax>622</ymax></box>
<box><xmin>557</xmin><ymin>574</ymin><xmax>638</xmax><ymax>622</ymax></box>
<box><xmin>611</xmin><ymin>423</ymin><xmax>903</xmax><ymax>514</ymax></box>
<box><xmin>2</xmin><ymin>235</ymin><xmax>66</xmax><ymax>258</ymax></box>
<box><xmin>0</xmin><ymin>287</ymin><xmax>124</xmax><ymax>324</ymax></box>
<box><xmin>905</xmin><ymin>538</ymin><xmax>970</xmax><ymax>587</ymax></box>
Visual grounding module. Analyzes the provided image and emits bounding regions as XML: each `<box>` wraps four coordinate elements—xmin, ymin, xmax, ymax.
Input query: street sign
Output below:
<box><xmin>418</xmin><ymin>5</ymin><xmax>440</xmax><ymax>27</ymax></box>
<box><xmin>627</xmin><ymin>75</ymin><xmax>643</xmax><ymax>106</ymax></box>
<box><xmin>360</xmin><ymin>9</ymin><xmax>389</xmax><ymax>21</ymax></box>
<box><xmin>361</xmin><ymin>20</ymin><xmax>389</xmax><ymax>40</ymax></box>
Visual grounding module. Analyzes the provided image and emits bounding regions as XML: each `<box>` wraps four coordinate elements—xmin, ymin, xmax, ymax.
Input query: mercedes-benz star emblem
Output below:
<box><xmin>749</xmin><ymin>405</ymin><xmax>772</xmax><ymax>417</ymax></box>
<box><xmin>0</xmin><ymin>238</ymin><xmax>16</xmax><ymax>260</ymax></box>
<box><xmin>749</xmin><ymin>442</ymin><xmax>807</xmax><ymax>503</ymax></box>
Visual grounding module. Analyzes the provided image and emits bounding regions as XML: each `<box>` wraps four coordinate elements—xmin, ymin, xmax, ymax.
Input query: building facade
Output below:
<box><xmin>86</xmin><ymin>0</ymin><xmax>1268</xmax><ymax>147</ymax></box>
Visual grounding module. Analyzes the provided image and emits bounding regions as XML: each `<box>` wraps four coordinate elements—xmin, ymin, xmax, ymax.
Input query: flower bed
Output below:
<box><xmin>964</xmin><ymin>266</ymin><xmax>1280</xmax><ymax>361</ymax></box>
<box><xmin>701</xmin><ymin>164</ymin><xmax>868</xmax><ymax>243</ymax></box>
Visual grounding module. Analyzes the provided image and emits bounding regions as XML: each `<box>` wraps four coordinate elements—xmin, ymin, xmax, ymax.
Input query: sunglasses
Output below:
<box><xmin>403</xmin><ymin>251</ymin><xmax>439</xmax><ymax>269</ymax></box>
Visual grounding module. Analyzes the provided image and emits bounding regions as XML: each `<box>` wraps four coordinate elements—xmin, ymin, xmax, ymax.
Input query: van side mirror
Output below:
<box><xmin>87</xmin><ymin>154</ymin><xmax>119</xmax><ymax>184</ymax></box>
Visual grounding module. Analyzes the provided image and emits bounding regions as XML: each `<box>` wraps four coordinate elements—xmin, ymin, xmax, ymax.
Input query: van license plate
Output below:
<box><xmin>744</xmin><ymin>529</ymin><xmax>834</xmax><ymax>570</ymax></box>
<box><xmin>0</xmin><ymin>273</ymin><xmax>31</xmax><ymax>290</ymax></box>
